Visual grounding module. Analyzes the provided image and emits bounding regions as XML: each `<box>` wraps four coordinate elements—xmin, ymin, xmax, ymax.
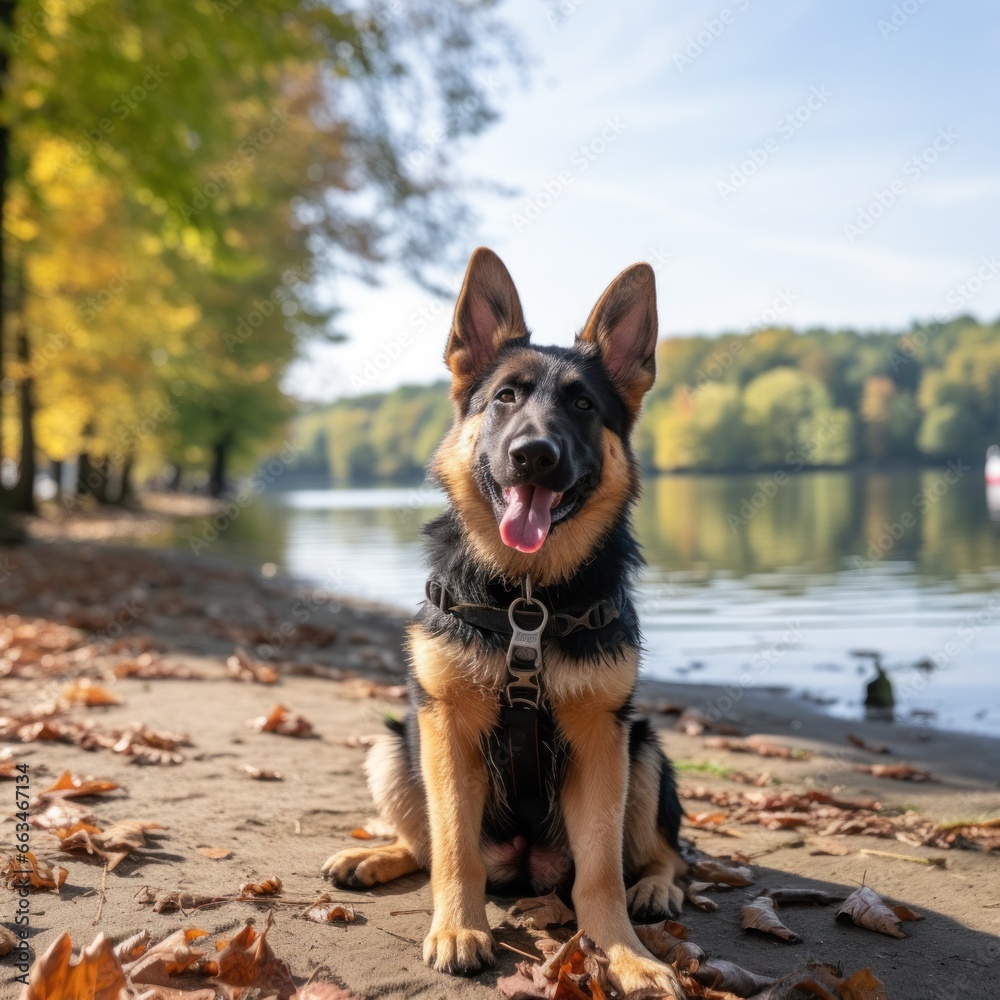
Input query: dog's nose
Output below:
<box><xmin>509</xmin><ymin>437</ymin><xmax>560</xmax><ymax>477</ymax></box>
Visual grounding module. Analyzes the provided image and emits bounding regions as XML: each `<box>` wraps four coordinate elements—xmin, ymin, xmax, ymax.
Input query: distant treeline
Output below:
<box><xmin>293</xmin><ymin>317</ymin><xmax>1000</xmax><ymax>482</ymax></box>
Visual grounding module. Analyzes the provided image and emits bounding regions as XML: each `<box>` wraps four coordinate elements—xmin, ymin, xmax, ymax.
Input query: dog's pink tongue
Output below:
<box><xmin>500</xmin><ymin>485</ymin><xmax>555</xmax><ymax>553</ymax></box>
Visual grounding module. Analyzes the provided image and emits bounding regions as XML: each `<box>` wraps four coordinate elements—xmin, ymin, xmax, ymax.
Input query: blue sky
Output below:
<box><xmin>291</xmin><ymin>0</ymin><xmax>1000</xmax><ymax>400</ymax></box>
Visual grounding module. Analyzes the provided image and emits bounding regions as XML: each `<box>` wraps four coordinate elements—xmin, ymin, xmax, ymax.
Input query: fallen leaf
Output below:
<box><xmin>350</xmin><ymin>827</ymin><xmax>374</xmax><ymax>840</ymax></box>
<box><xmin>634</xmin><ymin>921</ymin><xmax>705</xmax><ymax>971</ymax></box>
<box><xmin>836</xmin><ymin>886</ymin><xmax>910</xmax><ymax>938</ymax></box>
<box><xmin>227</xmin><ymin>647</ymin><xmax>279</xmax><ymax>684</ymax></box>
<box><xmin>0</xmin><ymin>925</ymin><xmax>17</xmax><ymax>956</ymax></box>
<box><xmin>242</xmin><ymin>764</ymin><xmax>284</xmax><ymax>780</ymax></box>
<box><xmin>249</xmin><ymin>704</ymin><xmax>315</xmax><ymax>737</ymax></box>
<box><xmin>239</xmin><ymin>875</ymin><xmax>283</xmax><ymax>897</ymax></box>
<box><xmin>60</xmin><ymin>819</ymin><xmax>164</xmax><ymax>871</ymax></box>
<box><xmin>137</xmin><ymin>888</ymin><xmax>226</xmax><ymax>913</ymax></box>
<box><xmin>703</xmin><ymin>737</ymin><xmax>812</xmax><ymax>760</ymax></box>
<box><xmin>807</xmin><ymin>838</ymin><xmax>852</xmax><ymax>857</ymax></box>
<box><xmin>856</xmin><ymin>763</ymin><xmax>931</xmax><ymax>781</ymax></box>
<box><xmin>846</xmin><ymin>733</ymin><xmax>891</xmax><ymax>754</ymax></box>
<box><xmin>125</xmin><ymin>927</ymin><xmax>208</xmax><ymax>984</ymax></box>
<box><xmin>1</xmin><ymin>850</ymin><xmax>68</xmax><ymax>890</ymax></box>
<box><xmin>341</xmin><ymin>734</ymin><xmax>379</xmax><ymax>748</ymax></box>
<box><xmin>691</xmin><ymin>858</ymin><xmax>755</xmax><ymax>886</ymax></box>
<box><xmin>304</xmin><ymin>899</ymin><xmax>356</xmax><ymax>923</ymax></box>
<box><xmin>339</xmin><ymin>678</ymin><xmax>407</xmax><ymax>700</ymax></box>
<box><xmin>40</xmin><ymin>770</ymin><xmax>118</xmax><ymax>799</ymax></box>
<box><xmin>60</xmin><ymin>679</ymin><xmax>121</xmax><ymax>706</ymax></box>
<box><xmin>694</xmin><ymin>960</ymin><xmax>775</xmax><ymax>996</ymax></box>
<box><xmin>507</xmin><ymin>891</ymin><xmax>575</xmax><ymax>928</ymax></box>
<box><xmin>196</xmin><ymin>846</ymin><xmax>232</xmax><ymax>860</ymax></box>
<box><xmin>295</xmin><ymin>984</ymin><xmax>362</xmax><ymax>1000</ymax></box>
<box><xmin>741</xmin><ymin>896</ymin><xmax>801</xmax><ymax>943</ymax></box>
<box><xmin>21</xmin><ymin>932</ymin><xmax>126</xmax><ymax>1000</ymax></box>
<box><xmin>684</xmin><ymin>880</ymin><xmax>719</xmax><ymax>912</ymax></box>
<box><xmin>838</xmin><ymin>967</ymin><xmax>889</xmax><ymax>1000</ymax></box>
<box><xmin>746</xmin><ymin>966</ymin><xmax>839</xmax><ymax>1000</ymax></box>
<box><xmin>210</xmin><ymin>918</ymin><xmax>297</xmax><ymax>998</ymax></box>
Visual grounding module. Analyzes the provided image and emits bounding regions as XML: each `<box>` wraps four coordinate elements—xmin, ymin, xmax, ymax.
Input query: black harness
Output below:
<box><xmin>425</xmin><ymin>576</ymin><xmax>621</xmax><ymax>828</ymax></box>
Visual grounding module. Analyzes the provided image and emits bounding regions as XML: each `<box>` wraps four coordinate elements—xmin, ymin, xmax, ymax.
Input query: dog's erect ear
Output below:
<box><xmin>577</xmin><ymin>263</ymin><xmax>658</xmax><ymax>412</ymax></box>
<box><xmin>445</xmin><ymin>247</ymin><xmax>527</xmax><ymax>395</ymax></box>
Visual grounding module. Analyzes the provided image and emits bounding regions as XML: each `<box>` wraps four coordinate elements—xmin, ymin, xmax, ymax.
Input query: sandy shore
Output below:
<box><xmin>1</xmin><ymin>538</ymin><xmax>998</xmax><ymax>998</ymax></box>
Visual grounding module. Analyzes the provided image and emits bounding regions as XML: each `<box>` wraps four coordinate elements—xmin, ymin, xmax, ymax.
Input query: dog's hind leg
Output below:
<box><xmin>322</xmin><ymin>720</ymin><xmax>428</xmax><ymax>887</ymax></box>
<box><xmin>623</xmin><ymin>719</ymin><xmax>687</xmax><ymax>922</ymax></box>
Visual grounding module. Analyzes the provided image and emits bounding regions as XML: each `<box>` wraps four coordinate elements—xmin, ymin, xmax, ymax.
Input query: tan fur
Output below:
<box><xmin>556</xmin><ymin>693</ymin><xmax>685</xmax><ymax>997</ymax></box>
<box><xmin>433</xmin><ymin>422</ymin><xmax>633</xmax><ymax>585</ymax></box>
<box><xmin>417</xmin><ymin>689</ymin><xmax>496</xmax><ymax>972</ymax></box>
<box><xmin>578</xmin><ymin>263</ymin><xmax>658</xmax><ymax>415</ymax></box>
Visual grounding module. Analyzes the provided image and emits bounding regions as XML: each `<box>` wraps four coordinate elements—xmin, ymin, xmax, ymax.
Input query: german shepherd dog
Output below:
<box><xmin>324</xmin><ymin>248</ymin><xmax>687</xmax><ymax>997</ymax></box>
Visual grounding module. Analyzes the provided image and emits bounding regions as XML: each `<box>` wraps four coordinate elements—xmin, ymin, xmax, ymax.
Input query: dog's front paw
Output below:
<box><xmin>423</xmin><ymin>926</ymin><xmax>495</xmax><ymax>975</ymax></box>
<box><xmin>607</xmin><ymin>944</ymin><xmax>686</xmax><ymax>998</ymax></box>
<box><xmin>627</xmin><ymin>874</ymin><xmax>684</xmax><ymax>922</ymax></box>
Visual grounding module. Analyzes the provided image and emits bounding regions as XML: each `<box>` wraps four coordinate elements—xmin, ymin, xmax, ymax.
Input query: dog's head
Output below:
<box><xmin>432</xmin><ymin>247</ymin><xmax>658</xmax><ymax>582</ymax></box>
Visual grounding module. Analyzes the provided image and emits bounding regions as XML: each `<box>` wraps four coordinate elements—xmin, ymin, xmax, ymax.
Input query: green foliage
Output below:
<box><xmin>304</xmin><ymin>318</ymin><xmax>1000</xmax><ymax>483</ymax></box>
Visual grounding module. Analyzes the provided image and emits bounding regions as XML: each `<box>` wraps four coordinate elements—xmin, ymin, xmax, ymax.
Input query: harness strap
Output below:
<box><xmin>425</xmin><ymin>579</ymin><xmax>619</xmax><ymax>639</ymax></box>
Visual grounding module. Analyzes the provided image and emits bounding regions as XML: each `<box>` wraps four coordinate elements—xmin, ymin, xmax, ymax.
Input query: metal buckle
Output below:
<box><xmin>505</xmin><ymin>578</ymin><xmax>548</xmax><ymax>710</ymax></box>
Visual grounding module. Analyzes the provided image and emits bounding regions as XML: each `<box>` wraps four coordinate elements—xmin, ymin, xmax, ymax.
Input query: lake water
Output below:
<box><xmin>175</xmin><ymin>470</ymin><xmax>1000</xmax><ymax>737</ymax></box>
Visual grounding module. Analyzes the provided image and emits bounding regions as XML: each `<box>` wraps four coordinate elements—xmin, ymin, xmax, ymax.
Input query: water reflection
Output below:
<box><xmin>168</xmin><ymin>470</ymin><xmax>1000</xmax><ymax>735</ymax></box>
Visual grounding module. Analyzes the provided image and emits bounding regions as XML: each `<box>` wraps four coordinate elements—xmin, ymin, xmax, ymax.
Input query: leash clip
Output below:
<box><xmin>505</xmin><ymin>578</ymin><xmax>548</xmax><ymax>710</ymax></box>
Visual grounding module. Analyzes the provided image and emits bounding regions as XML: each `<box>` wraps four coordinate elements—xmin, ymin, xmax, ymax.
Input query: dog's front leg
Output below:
<box><xmin>558</xmin><ymin>703</ymin><xmax>686</xmax><ymax>999</ymax></box>
<box><xmin>418</xmin><ymin>697</ymin><xmax>494</xmax><ymax>974</ymax></box>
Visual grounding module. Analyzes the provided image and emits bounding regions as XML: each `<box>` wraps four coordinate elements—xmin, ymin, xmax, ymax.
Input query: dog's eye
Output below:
<box><xmin>575</xmin><ymin>395</ymin><xmax>593</xmax><ymax>410</ymax></box>
<box><xmin>495</xmin><ymin>388</ymin><xmax>516</xmax><ymax>404</ymax></box>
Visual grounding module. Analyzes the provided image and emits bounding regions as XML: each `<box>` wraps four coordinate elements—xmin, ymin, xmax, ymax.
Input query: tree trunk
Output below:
<box><xmin>50</xmin><ymin>458</ymin><xmax>63</xmax><ymax>500</ymax></box>
<box><xmin>113</xmin><ymin>454</ymin><xmax>136</xmax><ymax>507</ymax></box>
<box><xmin>0</xmin><ymin>0</ymin><xmax>20</xmax><ymax>521</ymax></box>
<box><xmin>209</xmin><ymin>432</ymin><xmax>232</xmax><ymax>498</ymax></box>
<box><xmin>10</xmin><ymin>326</ymin><xmax>36</xmax><ymax>513</ymax></box>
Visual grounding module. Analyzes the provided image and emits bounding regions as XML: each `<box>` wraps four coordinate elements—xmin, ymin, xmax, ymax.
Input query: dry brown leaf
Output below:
<box><xmin>249</xmin><ymin>704</ymin><xmax>315</xmax><ymax>737</ymax></box>
<box><xmin>349</xmin><ymin>827</ymin><xmax>374</xmax><ymax>840</ymax></box>
<box><xmin>507</xmin><ymin>890</ymin><xmax>575</xmax><ymax>928</ymax></box>
<box><xmin>60</xmin><ymin>819</ymin><xmax>163</xmax><ymax>871</ymax></box>
<box><xmin>240</xmin><ymin>875</ymin><xmax>283</xmax><ymax>897</ymax></box>
<box><xmin>195</xmin><ymin>845</ymin><xmax>232</xmax><ymax>860</ymax></box>
<box><xmin>21</xmin><ymin>931</ymin><xmax>126</xmax><ymax>1000</ymax></box>
<box><xmin>210</xmin><ymin>918</ymin><xmax>297</xmax><ymax>999</ymax></box>
<box><xmin>684</xmin><ymin>880</ymin><xmax>719</xmax><ymax>912</ymax></box>
<box><xmin>1</xmin><ymin>850</ymin><xmax>68</xmax><ymax>891</ymax></box>
<box><xmin>304</xmin><ymin>899</ymin><xmax>356</xmax><ymax>923</ymax></box>
<box><xmin>838</xmin><ymin>967</ymin><xmax>889</xmax><ymax>1000</ymax></box>
<box><xmin>746</xmin><ymin>967</ymin><xmax>840</xmax><ymax>1000</ymax></box>
<box><xmin>741</xmin><ymin>896</ymin><xmax>801</xmax><ymax>943</ymax></box>
<box><xmin>703</xmin><ymin>737</ymin><xmax>812</xmax><ymax>760</ymax></box>
<box><xmin>0</xmin><ymin>925</ymin><xmax>17</xmax><ymax>956</ymax></box>
<box><xmin>60</xmin><ymin>679</ymin><xmax>121</xmax><ymax>706</ymax></box>
<box><xmin>836</xmin><ymin>886</ymin><xmax>909</xmax><ymax>938</ymax></box>
<box><xmin>242</xmin><ymin>764</ymin><xmax>284</xmax><ymax>780</ymax></box>
<box><xmin>342</xmin><ymin>734</ymin><xmax>379</xmax><ymax>748</ymax></box>
<box><xmin>110</xmin><ymin>654</ymin><xmax>203</xmax><ymax>680</ymax></box>
<box><xmin>634</xmin><ymin>921</ymin><xmax>705</xmax><ymax>971</ymax></box>
<box><xmin>856</xmin><ymin>763</ymin><xmax>931</xmax><ymax>781</ymax></box>
<box><xmin>694</xmin><ymin>959</ymin><xmax>775</xmax><ymax>996</ymax></box>
<box><xmin>41</xmin><ymin>770</ymin><xmax>118</xmax><ymax>799</ymax></box>
<box><xmin>136</xmin><ymin>888</ymin><xmax>226</xmax><ymax>913</ymax></box>
<box><xmin>339</xmin><ymin>678</ymin><xmax>407</xmax><ymax>700</ymax></box>
<box><xmin>227</xmin><ymin>647</ymin><xmax>279</xmax><ymax>684</ymax></box>
<box><xmin>295</xmin><ymin>984</ymin><xmax>362</xmax><ymax>1000</ymax></box>
<box><xmin>687</xmin><ymin>811</ymin><xmax>728</xmax><ymax>827</ymax></box>
<box><xmin>846</xmin><ymin>733</ymin><xmax>891</xmax><ymax>754</ymax></box>
<box><xmin>807</xmin><ymin>838</ymin><xmax>852</xmax><ymax>856</ymax></box>
<box><xmin>124</xmin><ymin>927</ymin><xmax>208</xmax><ymax>985</ymax></box>
<box><xmin>690</xmin><ymin>858</ymin><xmax>755</xmax><ymax>886</ymax></box>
